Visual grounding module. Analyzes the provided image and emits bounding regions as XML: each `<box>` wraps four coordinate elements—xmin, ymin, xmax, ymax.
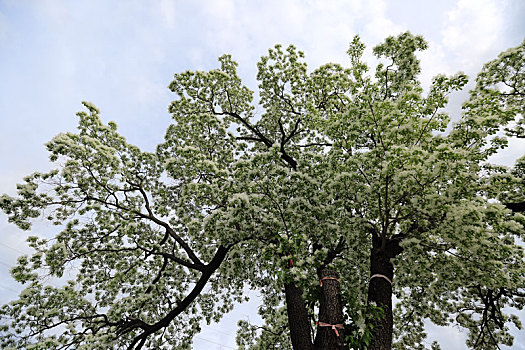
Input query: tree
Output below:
<box><xmin>1</xmin><ymin>33</ymin><xmax>524</xmax><ymax>349</ymax></box>
<box><xmin>460</xmin><ymin>39</ymin><xmax>525</xmax><ymax>349</ymax></box>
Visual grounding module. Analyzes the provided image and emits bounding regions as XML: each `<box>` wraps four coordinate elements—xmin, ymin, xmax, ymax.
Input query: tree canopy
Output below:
<box><xmin>1</xmin><ymin>33</ymin><xmax>524</xmax><ymax>349</ymax></box>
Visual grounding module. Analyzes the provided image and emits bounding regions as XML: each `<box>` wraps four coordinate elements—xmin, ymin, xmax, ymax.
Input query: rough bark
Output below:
<box><xmin>366</xmin><ymin>235</ymin><xmax>403</xmax><ymax>350</ymax></box>
<box><xmin>127</xmin><ymin>245</ymin><xmax>230</xmax><ymax>349</ymax></box>
<box><xmin>285</xmin><ymin>281</ymin><xmax>315</xmax><ymax>350</ymax></box>
<box><xmin>505</xmin><ymin>201</ymin><xmax>525</xmax><ymax>213</ymax></box>
<box><xmin>314</xmin><ymin>270</ymin><xmax>344</xmax><ymax>350</ymax></box>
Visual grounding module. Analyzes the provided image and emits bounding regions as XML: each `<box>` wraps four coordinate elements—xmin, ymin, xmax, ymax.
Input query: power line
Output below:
<box><xmin>194</xmin><ymin>336</ymin><xmax>237</xmax><ymax>349</ymax></box>
<box><xmin>0</xmin><ymin>283</ymin><xmax>20</xmax><ymax>294</ymax></box>
<box><xmin>202</xmin><ymin>324</ymin><xmax>238</xmax><ymax>338</ymax></box>
<box><xmin>0</xmin><ymin>260</ymin><xmax>12</xmax><ymax>269</ymax></box>
<box><xmin>0</xmin><ymin>241</ymin><xmax>27</xmax><ymax>255</ymax></box>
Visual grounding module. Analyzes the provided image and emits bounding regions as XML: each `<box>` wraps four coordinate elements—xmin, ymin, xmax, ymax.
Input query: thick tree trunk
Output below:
<box><xmin>505</xmin><ymin>201</ymin><xmax>525</xmax><ymax>213</ymax></box>
<box><xmin>285</xmin><ymin>281</ymin><xmax>315</xmax><ymax>350</ymax></box>
<box><xmin>367</xmin><ymin>245</ymin><xmax>394</xmax><ymax>349</ymax></box>
<box><xmin>366</xmin><ymin>236</ymin><xmax>403</xmax><ymax>350</ymax></box>
<box><xmin>314</xmin><ymin>270</ymin><xmax>344</xmax><ymax>350</ymax></box>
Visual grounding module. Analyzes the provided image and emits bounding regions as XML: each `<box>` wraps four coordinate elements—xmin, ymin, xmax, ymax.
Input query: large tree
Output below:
<box><xmin>1</xmin><ymin>33</ymin><xmax>524</xmax><ymax>349</ymax></box>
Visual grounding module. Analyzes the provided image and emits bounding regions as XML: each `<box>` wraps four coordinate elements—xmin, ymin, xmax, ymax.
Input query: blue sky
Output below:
<box><xmin>0</xmin><ymin>0</ymin><xmax>524</xmax><ymax>348</ymax></box>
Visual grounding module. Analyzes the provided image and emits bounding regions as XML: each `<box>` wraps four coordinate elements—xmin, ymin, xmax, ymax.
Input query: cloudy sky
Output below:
<box><xmin>0</xmin><ymin>0</ymin><xmax>524</xmax><ymax>348</ymax></box>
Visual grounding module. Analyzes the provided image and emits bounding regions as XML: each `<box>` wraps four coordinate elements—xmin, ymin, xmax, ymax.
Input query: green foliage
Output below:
<box><xmin>236</xmin><ymin>307</ymin><xmax>292</xmax><ymax>349</ymax></box>
<box><xmin>1</xmin><ymin>33</ymin><xmax>524</xmax><ymax>349</ymax></box>
<box><xmin>343</xmin><ymin>293</ymin><xmax>385</xmax><ymax>349</ymax></box>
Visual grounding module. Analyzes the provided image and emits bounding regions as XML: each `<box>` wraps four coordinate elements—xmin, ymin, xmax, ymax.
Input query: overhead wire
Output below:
<box><xmin>194</xmin><ymin>335</ymin><xmax>237</xmax><ymax>349</ymax></box>
<box><xmin>0</xmin><ymin>283</ymin><xmax>20</xmax><ymax>294</ymax></box>
<box><xmin>0</xmin><ymin>241</ymin><xmax>27</xmax><ymax>254</ymax></box>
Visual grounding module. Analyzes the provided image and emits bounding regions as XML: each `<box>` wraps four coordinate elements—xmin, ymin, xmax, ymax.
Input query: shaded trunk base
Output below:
<box><xmin>314</xmin><ymin>270</ymin><xmax>344</xmax><ymax>350</ymax></box>
<box><xmin>284</xmin><ymin>270</ymin><xmax>345</xmax><ymax>350</ymax></box>
<box><xmin>285</xmin><ymin>282</ymin><xmax>315</xmax><ymax>350</ymax></box>
<box><xmin>366</xmin><ymin>236</ymin><xmax>403</xmax><ymax>350</ymax></box>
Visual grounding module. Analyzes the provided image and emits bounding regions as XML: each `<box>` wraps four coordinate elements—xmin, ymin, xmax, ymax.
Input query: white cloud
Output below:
<box><xmin>182</xmin><ymin>0</ymin><xmax>365</xmax><ymax>75</ymax></box>
<box><xmin>203</xmin><ymin>0</ymin><xmax>236</xmax><ymax>23</ymax></box>
<box><xmin>489</xmin><ymin>137</ymin><xmax>525</xmax><ymax>166</ymax></box>
<box><xmin>441</xmin><ymin>0</ymin><xmax>504</xmax><ymax>68</ymax></box>
<box><xmin>362</xmin><ymin>0</ymin><xmax>404</xmax><ymax>42</ymax></box>
<box><xmin>418</xmin><ymin>39</ymin><xmax>454</xmax><ymax>91</ymax></box>
<box><xmin>426</xmin><ymin>322</ymin><xmax>467</xmax><ymax>349</ymax></box>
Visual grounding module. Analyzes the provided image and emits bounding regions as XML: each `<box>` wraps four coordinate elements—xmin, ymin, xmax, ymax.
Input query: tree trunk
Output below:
<box><xmin>505</xmin><ymin>201</ymin><xmax>525</xmax><ymax>213</ymax></box>
<box><xmin>285</xmin><ymin>281</ymin><xmax>315</xmax><ymax>350</ymax></box>
<box><xmin>314</xmin><ymin>270</ymin><xmax>344</xmax><ymax>350</ymax></box>
<box><xmin>366</xmin><ymin>236</ymin><xmax>403</xmax><ymax>350</ymax></box>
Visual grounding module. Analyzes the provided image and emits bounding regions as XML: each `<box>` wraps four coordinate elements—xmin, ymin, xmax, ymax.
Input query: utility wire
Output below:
<box><xmin>194</xmin><ymin>335</ymin><xmax>237</xmax><ymax>349</ymax></box>
<box><xmin>0</xmin><ymin>283</ymin><xmax>20</xmax><ymax>294</ymax></box>
<box><xmin>202</xmin><ymin>324</ymin><xmax>238</xmax><ymax>338</ymax></box>
<box><xmin>0</xmin><ymin>260</ymin><xmax>12</xmax><ymax>269</ymax></box>
<box><xmin>0</xmin><ymin>241</ymin><xmax>27</xmax><ymax>254</ymax></box>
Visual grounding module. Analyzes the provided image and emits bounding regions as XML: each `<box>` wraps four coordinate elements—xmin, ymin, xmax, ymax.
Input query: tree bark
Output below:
<box><xmin>285</xmin><ymin>281</ymin><xmax>315</xmax><ymax>350</ymax></box>
<box><xmin>505</xmin><ymin>201</ymin><xmax>525</xmax><ymax>213</ymax></box>
<box><xmin>366</xmin><ymin>235</ymin><xmax>403</xmax><ymax>350</ymax></box>
<box><xmin>127</xmin><ymin>245</ymin><xmax>230</xmax><ymax>349</ymax></box>
<box><xmin>314</xmin><ymin>270</ymin><xmax>344</xmax><ymax>350</ymax></box>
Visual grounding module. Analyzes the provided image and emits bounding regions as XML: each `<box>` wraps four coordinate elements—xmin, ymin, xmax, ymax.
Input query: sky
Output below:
<box><xmin>0</xmin><ymin>0</ymin><xmax>524</xmax><ymax>348</ymax></box>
